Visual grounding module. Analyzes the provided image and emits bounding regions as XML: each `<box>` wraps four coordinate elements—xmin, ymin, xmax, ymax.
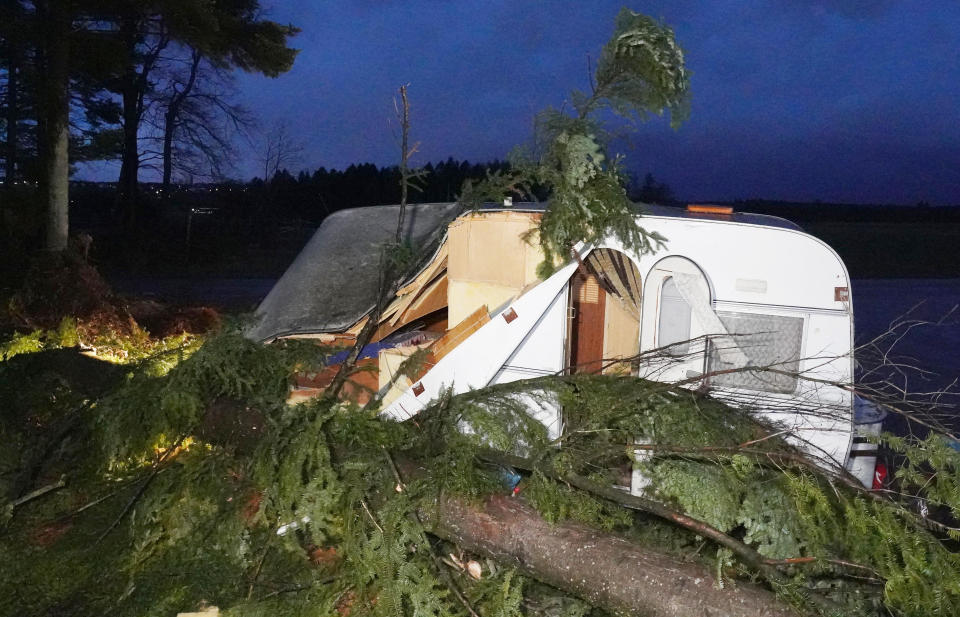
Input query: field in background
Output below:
<box><xmin>805</xmin><ymin>221</ymin><xmax>960</xmax><ymax>278</ymax></box>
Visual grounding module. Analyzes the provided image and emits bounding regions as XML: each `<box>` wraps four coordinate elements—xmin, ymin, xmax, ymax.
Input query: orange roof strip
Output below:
<box><xmin>686</xmin><ymin>204</ymin><xmax>734</xmax><ymax>215</ymax></box>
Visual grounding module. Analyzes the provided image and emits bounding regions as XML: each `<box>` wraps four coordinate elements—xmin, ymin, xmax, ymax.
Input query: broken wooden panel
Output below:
<box><xmin>275</xmin><ymin>332</ymin><xmax>354</xmax><ymax>345</ymax></box>
<box><xmin>387</xmin><ymin>247</ymin><xmax>449</xmax><ymax>325</ymax></box>
<box><xmin>378</xmin><ymin>340</ymin><xmax>437</xmax><ymax>408</ymax></box>
<box><xmin>393</xmin><ymin>276</ymin><xmax>448</xmax><ymax>326</ymax></box>
<box><xmin>373</xmin><ymin>277</ymin><xmax>450</xmax><ymax>341</ymax></box>
<box><xmin>431</xmin><ymin>305</ymin><xmax>490</xmax><ymax>362</ymax></box>
<box><xmin>447</xmin><ymin>212</ymin><xmax>543</xmax><ymax>325</ymax></box>
<box><xmin>396</xmin><ymin>243</ymin><xmax>449</xmax><ymax>296</ymax></box>
<box><xmin>364</xmin><ymin>242</ymin><xmax>452</xmax><ymax>341</ymax></box>
<box><xmin>290</xmin><ymin>357</ymin><xmax>380</xmax><ymax>406</ymax></box>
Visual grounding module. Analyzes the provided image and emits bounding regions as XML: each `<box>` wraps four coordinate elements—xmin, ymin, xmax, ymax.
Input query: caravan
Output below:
<box><xmin>250</xmin><ymin>202</ymin><xmax>876</xmax><ymax>491</ymax></box>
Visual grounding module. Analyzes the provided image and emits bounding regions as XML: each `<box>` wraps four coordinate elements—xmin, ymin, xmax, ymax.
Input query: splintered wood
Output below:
<box><xmin>430</xmin><ymin>305</ymin><xmax>490</xmax><ymax>362</ymax></box>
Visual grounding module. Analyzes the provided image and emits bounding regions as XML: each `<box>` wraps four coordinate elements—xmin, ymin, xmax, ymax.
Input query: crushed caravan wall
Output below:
<box><xmin>447</xmin><ymin>212</ymin><xmax>543</xmax><ymax>325</ymax></box>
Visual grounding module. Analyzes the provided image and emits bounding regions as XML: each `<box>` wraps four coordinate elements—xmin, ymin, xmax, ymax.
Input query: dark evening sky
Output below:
<box><xmin>84</xmin><ymin>1</ymin><xmax>960</xmax><ymax>205</ymax></box>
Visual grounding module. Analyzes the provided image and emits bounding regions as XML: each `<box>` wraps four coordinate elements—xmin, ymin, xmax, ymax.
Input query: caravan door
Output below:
<box><xmin>566</xmin><ymin>249</ymin><xmax>643</xmax><ymax>375</ymax></box>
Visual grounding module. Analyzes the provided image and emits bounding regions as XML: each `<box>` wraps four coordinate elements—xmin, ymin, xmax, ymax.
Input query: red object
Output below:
<box><xmin>873</xmin><ymin>461</ymin><xmax>888</xmax><ymax>490</ymax></box>
<box><xmin>686</xmin><ymin>204</ymin><xmax>734</xmax><ymax>215</ymax></box>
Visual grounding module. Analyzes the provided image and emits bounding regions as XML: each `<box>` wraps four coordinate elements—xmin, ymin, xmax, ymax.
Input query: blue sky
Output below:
<box><xmin>82</xmin><ymin>1</ymin><xmax>960</xmax><ymax>205</ymax></box>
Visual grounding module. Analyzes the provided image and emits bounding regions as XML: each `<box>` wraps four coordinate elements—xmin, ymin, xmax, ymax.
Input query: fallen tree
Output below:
<box><xmin>428</xmin><ymin>493</ymin><xmax>796</xmax><ymax>617</ymax></box>
<box><xmin>4</xmin><ymin>7</ymin><xmax>960</xmax><ymax>617</ymax></box>
<box><xmin>3</xmin><ymin>333</ymin><xmax>959</xmax><ymax>617</ymax></box>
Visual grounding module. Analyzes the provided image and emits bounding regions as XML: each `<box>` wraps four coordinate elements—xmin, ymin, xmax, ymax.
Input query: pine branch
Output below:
<box><xmin>382</xmin><ymin>447</ymin><xmax>482</xmax><ymax>617</ymax></box>
<box><xmin>96</xmin><ymin>433</ymin><xmax>187</xmax><ymax>543</ymax></box>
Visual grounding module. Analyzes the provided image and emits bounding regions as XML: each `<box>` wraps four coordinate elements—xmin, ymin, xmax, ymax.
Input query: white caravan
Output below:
<box><xmin>378</xmin><ymin>204</ymin><xmax>874</xmax><ymax>490</ymax></box>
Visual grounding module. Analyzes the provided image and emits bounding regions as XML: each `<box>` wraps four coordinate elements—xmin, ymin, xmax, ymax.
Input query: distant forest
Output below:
<box><xmin>71</xmin><ymin>158</ymin><xmax>680</xmax><ymax>225</ymax></box>
<box><xmin>57</xmin><ymin>159</ymin><xmax>679</xmax><ymax>275</ymax></box>
<box><xmin>7</xmin><ymin>157</ymin><xmax>959</xmax><ymax>279</ymax></box>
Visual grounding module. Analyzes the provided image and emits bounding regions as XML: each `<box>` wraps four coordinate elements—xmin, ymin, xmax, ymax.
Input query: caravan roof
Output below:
<box><xmin>246</xmin><ymin>202</ymin><xmax>461</xmax><ymax>342</ymax></box>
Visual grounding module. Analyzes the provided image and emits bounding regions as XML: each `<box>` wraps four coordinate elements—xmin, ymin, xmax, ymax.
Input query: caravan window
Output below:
<box><xmin>657</xmin><ymin>277</ymin><xmax>692</xmax><ymax>354</ymax></box>
<box><xmin>708</xmin><ymin>312</ymin><xmax>804</xmax><ymax>393</ymax></box>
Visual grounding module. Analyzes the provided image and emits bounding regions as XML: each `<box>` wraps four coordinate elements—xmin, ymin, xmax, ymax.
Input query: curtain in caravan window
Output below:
<box><xmin>658</xmin><ymin>277</ymin><xmax>692</xmax><ymax>354</ymax></box>
<box><xmin>671</xmin><ymin>272</ymin><xmax>749</xmax><ymax>367</ymax></box>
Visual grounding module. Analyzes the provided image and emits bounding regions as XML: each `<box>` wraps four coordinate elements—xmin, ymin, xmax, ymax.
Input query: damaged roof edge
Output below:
<box><xmin>245</xmin><ymin>202</ymin><xmax>464</xmax><ymax>342</ymax></box>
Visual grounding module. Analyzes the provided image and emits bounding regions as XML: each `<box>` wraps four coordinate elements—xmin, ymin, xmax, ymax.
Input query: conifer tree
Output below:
<box><xmin>113</xmin><ymin>0</ymin><xmax>298</xmax><ymax>232</ymax></box>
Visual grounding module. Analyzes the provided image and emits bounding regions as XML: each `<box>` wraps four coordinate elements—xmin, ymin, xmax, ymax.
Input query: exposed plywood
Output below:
<box><xmin>388</xmin><ymin>264</ymin><xmax>448</xmax><ymax>326</ymax></box>
<box><xmin>397</xmin><ymin>244</ymin><xmax>449</xmax><ymax>296</ymax></box>
<box><xmin>374</xmin><ymin>277</ymin><xmax>450</xmax><ymax>341</ymax></box>
<box><xmin>379</xmin><ymin>343</ymin><xmax>436</xmax><ymax>408</ymax></box>
<box><xmin>384</xmin><ymin>245</ymin><xmax>449</xmax><ymax>327</ymax></box>
<box><xmin>448</xmin><ymin>280</ymin><xmax>515</xmax><ymax>327</ymax></box>
<box><xmin>447</xmin><ymin>212</ymin><xmax>544</xmax><ymax>324</ymax></box>
<box><xmin>432</xmin><ymin>304</ymin><xmax>490</xmax><ymax>362</ymax></box>
<box><xmin>278</xmin><ymin>332</ymin><xmax>342</xmax><ymax>343</ymax></box>
<box><xmin>290</xmin><ymin>357</ymin><xmax>380</xmax><ymax>405</ymax></box>
<box><xmin>346</xmin><ymin>316</ymin><xmax>368</xmax><ymax>338</ymax></box>
<box><xmin>400</xmin><ymin>276</ymin><xmax>448</xmax><ymax>324</ymax></box>
<box><xmin>448</xmin><ymin>211</ymin><xmax>542</xmax><ymax>286</ymax></box>
<box><xmin>603</xmin><ymin>294</ymin><xmax>641</xmax><ymax>375</ymax></box>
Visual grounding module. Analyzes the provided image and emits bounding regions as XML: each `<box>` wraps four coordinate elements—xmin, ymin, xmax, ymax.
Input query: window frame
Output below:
<box><xmin>706</xmin><ymin>309</ymin><xmax>807</xmax><ymax>395</ymax></box>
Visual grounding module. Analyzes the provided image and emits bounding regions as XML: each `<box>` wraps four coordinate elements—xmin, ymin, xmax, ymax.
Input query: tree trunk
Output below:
<box><xmin>426</xmin><ymin>494</ymin><xmax>797</xmax><ymax>617</ymax></box>
<box><xmin>118</xmin><ymin>60</ymin><xmax>140</xmax><ymax>232</ymax></box>
<box><xmin>4</xmin><ymin>44</ymin><xmax>18</xmax><ymax>183</ymax></box>
<box><xmin>36</xmin><ymin>0</ymin><xmax>70</xmax><ymax>253</ymax></box>
<box><xmin>118</xmin><ymin>81</ymin><xmax>139</xmax><ymax>227</ymax></box>
<box><xmin>161</xmin><ymin>106</ymin><xmax>175</xmax><ymax>199</ymax></box>
<box><xmin>161</xmin><ymin>51</ymin><xmax>202</xmax><ymax>200</ymax></box>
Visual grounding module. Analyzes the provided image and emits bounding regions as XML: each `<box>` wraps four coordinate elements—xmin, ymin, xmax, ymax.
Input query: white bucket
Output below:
<box><xmin>845</xmin><ymin>396</ymin><xmax>888</xmax><ymax>488</ymax></box>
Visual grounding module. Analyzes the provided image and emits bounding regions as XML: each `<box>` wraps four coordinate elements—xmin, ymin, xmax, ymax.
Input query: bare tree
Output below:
<box><xmin>258</xmin><ymin>119</ymin><xmax>303</xmax><ymax>182</ymax></box>
<box><xmin>143</xmin><ymin>47</ymin><xmax>252</xmax><ymax>197</ymax></box>
<box><xmin>327</xmin><ymin>85</ymin><xmax>425</xmax><ymax>400</ymax></box>
<box><xmin>116</xmin><ymin>12</ymin><xmax>169</xmax><ymax>230</ymax></box>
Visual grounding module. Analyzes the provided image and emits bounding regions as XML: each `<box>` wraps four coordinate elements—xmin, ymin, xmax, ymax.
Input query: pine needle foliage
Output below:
<box><xmin>459</xmin><ymin>8</ymin><xmax>687</xmax><ymax>277</ymax></box>
<box><xmin>3</xmin><ymin>332</ymin><xmax>960</xmax><ymax>617</ymax></box>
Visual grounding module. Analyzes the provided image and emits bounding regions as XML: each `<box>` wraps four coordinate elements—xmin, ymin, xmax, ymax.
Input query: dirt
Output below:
<box><xmin>3</xmin><ymin>248</ymin><xmax>221</xmax><ymax>341</ymax></box>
